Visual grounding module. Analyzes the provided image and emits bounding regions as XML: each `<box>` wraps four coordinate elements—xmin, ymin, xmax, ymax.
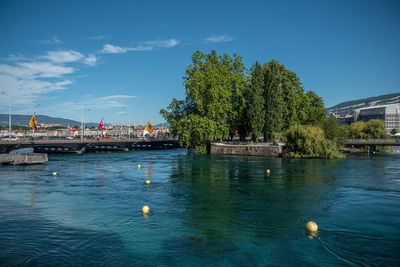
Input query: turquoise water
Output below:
<box><xmin>0</xmin><ymin>149</ymin><xmax>399</xmax><ymax>266</ymax></box>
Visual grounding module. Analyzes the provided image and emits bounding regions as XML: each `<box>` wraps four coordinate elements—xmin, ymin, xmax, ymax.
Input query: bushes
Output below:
<box><xmin>285</xmin><ymin>125</ymin><xmax>344</xmax><ymax>158</ymax></box>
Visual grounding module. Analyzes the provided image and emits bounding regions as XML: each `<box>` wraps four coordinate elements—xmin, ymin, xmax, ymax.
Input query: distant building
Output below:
<box><xmin>353</xmin><ymin>104</ymin><xmax>400</xmax><ymax>132</ymax></box>
<box><xmin>39</xmin><ymin>123</ymin><xmax>62</xmax><ymax>128</ymax></box>
<box><xmin>336</xmin><ymin>114</ymin><xmax>354</xmax><ymax>125</ymax></box>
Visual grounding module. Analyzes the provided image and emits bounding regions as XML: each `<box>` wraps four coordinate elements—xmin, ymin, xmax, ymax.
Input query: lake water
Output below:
<box><xmin>0</xmin><ymin>149</ymin><xmax>399</xmax><ymax>266</ymax></box>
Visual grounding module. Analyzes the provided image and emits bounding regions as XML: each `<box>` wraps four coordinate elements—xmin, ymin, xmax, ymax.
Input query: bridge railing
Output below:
<box><xmin>346</xmin><ymin>139</ymin><xmax>400</xmax><ymax>145</ymax></box>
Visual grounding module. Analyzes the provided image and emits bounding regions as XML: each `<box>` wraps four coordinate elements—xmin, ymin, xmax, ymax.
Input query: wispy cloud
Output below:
<box><xmin>205</xmin><ymin>35</ymin><xmax>235</xmax><ymax>43</ymax></box>
<box><xmin>144</xmin><ymin>38</ymin><xmax>179</xmax><ymax>48</ymax></box>
<box><xmin>101</xmin><ymin>44</ymin><xmax>152</xmax><ymax>54</ymax></box>
<box><xmin>86</xmin><ymin>35</ymin><xmax>107</xmax><ymax>40</ymax></box>
<box><xmin>101</xmin><ymin>38</ymin><xmax>179</xmax><ymax>54</ymax></box>
<box><xmin>38</xmin><ymin>36</ymin><xmax>63</xmax><ymax>45</ymax></box>
<box><xmin>0</xmin><ymin>49</ymin><xmax>98</xmax><ymax>107</ymax></box>
<box><xmin>95</xmin><ymin>95</ymin><xmax>137</xmax><ymax>101</ymax></box>
<box><xmin>82</xmin><ymin>54</ymin><xmax>98</xmax><ymax>66</ymax></box>
<box><xmin>43</xmin><ymin>50</ymin><xmax>84</xmax><ymax>63</ymax></box>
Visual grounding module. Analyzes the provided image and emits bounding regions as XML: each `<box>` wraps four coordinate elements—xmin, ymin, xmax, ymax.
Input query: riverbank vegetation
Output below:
<box><xmin>161</xmin><ymin>50</ymin><xmax>386</xmax><ymax>158</ymax></box>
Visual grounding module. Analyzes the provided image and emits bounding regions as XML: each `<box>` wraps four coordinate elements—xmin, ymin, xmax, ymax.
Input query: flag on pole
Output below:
<box><xmin>18</xmin><ymin>125</ymin><xmax>23</xmax><ymax>133</ymax></box>
<box><xmin>70</xmin><ymin>126</ymin><xmax>76</xmax><ymax>133</ymax></box>
<box><xmin>98</xmin><ymin>117</ymin><xmax>106</xmax><ymax>130</ymax></box>
<box><xmin>29</xmin><ymin>114</ymin><xmax>38</xmax><ymax>132</ymax></box>
<box><xmin>144</xmin><ymin>121</ymin><xmax>154</xmax><ymax>133</ymax></box>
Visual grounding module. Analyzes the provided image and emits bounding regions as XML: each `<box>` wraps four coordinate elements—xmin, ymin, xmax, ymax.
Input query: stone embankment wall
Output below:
<box><xmin>210</xmin><ymin>142</ymin><xmax>283</xmax><ymax>157</ymax></box>
<box><xmin>0</xmin><ymin>153</ymin><xmax>48</xmax><ymax>165</ymax></box>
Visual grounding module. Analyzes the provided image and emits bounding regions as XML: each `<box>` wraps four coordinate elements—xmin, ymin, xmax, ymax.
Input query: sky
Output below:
<box><xmin>0</xmin><ymin>0</ymin><xmax>399</xmax><ymax>125</ymax></box>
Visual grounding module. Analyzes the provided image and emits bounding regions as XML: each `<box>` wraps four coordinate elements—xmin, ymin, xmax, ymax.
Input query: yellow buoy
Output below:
<box><xmin>145</xmin><ymin>180</ymin><xmax>151</xmax><ymax>184</ymax></box>
<box><xmin>142</xmin><ymin>205</ymin><xmax>150</xmax><ymax>214</ymax></box>
<box><xmin>52</xmin><ymin>172</ymin><xmax>57</xmax><ymax>176</ymax></box>
<box><xmin>306</xmin><ymin>221</ymin><xmax>318</xmax><ymax>232</ymax></box>
<box><xmin>137</xmin><ymin>164</ymin><xmax>141</xmax><ymax>169</ymax></box>
<box><xmin>266</xmin><ymin>169</ymin><xmax>270</xmax><ymax>174</ymax></box>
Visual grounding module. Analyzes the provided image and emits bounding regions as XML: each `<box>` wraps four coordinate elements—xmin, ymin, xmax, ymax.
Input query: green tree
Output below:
<box><xmin>305</xmin><ymin>91</ymin><xmax>326</xmax><ymax>126</ymax></box>
<box><xmin>161</xmin><ymin>50</ymin><xmax>247</xmax><ymax>153</ymax></box>
<box><xmin>348</xmin><ymin>119</ymin><xmax>389</xmax><ymax>152</ymax></box>
<box><xmin>322</xmin><ymin>117</ymin><xmax>347</xmax><ymax>148</ymax></box>
<box><xmin>247</xmin><ymin>62</ymin><xmax>265</xmax><ymax>141</ymax></box>
<box><xmin>279</xmin><ymin>66</ymin><xmax>302</xmax><ymax>129</ymax></box>
<box><xmin>285</xmin><ymin>125</ymin><xmax>344</xmax><ymax>158</ymax></box>
<box><xmin>262</xmin><ymin>60</ymin><xmax>283</xmax><ymax>141</ymax></box>
<box><xmin>390</xmin><ymin>128</ymin><xmax>398</xmax><ymax>136</ymax></box>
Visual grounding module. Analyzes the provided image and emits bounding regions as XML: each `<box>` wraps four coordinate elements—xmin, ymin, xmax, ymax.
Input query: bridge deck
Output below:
<box><xmin>345</xmin><ymin>139</ymin><xmax>400</xmax><ymax>146</ymax></box>
<box><xmin>0</xmin><ymin>138</ymin><xmax>180</xmax><ymax>154</ymax></box>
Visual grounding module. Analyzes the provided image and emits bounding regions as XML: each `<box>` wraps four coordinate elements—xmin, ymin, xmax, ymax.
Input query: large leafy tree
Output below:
<box><xmin>247</xmin><ymin>62</ymin><xmax>265</xmax><ymax>141</ymax></box>
<box><xmin>304</xmin><ymin>91</ymin><xmax>326</xmax><ymax>126</ymax></box>
<box><xmin>262</xmin><ymin>60</ymin><xmax>283</xmax><ymax>141</ymax></box>
<box><xmin>161</xmin><ymin>50</ymin><xmax>246</xmax><ymax>153</ymax></box>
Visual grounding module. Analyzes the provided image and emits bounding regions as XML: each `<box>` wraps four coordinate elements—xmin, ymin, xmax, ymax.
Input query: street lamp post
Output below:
<box><xmin>128</xmin><ymin>111</ymin><xmax>131</xmax><ymax>140</ymax></box>
<box><xmin>83</xmin><ymin>109</ymin><xmax>90</xmax><ymax>139</ymax></box>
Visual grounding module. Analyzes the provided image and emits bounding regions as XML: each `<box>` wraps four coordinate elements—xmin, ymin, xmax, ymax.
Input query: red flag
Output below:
<box><xmin>70</xmin><ymin>127</ymin><xmax>76</xmax><ymax>133</ymax></box>
<box><xmin>98</xmin><ymin>117</ymin><xmax>106</xmax><ymax>130</ymax></box>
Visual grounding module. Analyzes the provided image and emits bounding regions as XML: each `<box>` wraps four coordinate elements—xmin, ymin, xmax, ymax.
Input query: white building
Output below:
<box><xmin>353</xmin><ymin>104</ymin><xmax>400</xmax><ymax>132</ymax></box>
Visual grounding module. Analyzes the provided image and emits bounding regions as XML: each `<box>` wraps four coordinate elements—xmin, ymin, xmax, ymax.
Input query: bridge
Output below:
<box><xmin>0</xmin><ymin>138</ymin><xmax>180</xmax><ymax>154</ymax></box>
<box><xmin>345</xmin><ymin>139</ymin><xmax>400</xmax><ymax>146</ymax></box>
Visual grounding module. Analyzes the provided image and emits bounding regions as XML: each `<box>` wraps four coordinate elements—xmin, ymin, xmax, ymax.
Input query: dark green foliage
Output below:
<box><xmin>390</xmin><ymin>128</ymin><xmax>398</xmax><ymax>136</ymax></box>
<box><xmin>305</xmin><ymin>91</ymin><xmax>326</xmax><ymax>126</ymax></box>
<box><xmin>286</xmin><ymin>125</ymin><xmax>344</xmax><ymax>158</ymax></box>
<box><xmin>348</xmin><ymin>119</ymin><xmax>389</xmax><ymax>152</ymax></box>
<box><xmin>262</xmin><ymin>60</ymin><xmax>283</xmax><ymax>141</ymax></box>
<box><xmin>161</xmin><ymin>50</ymin><xmax>246</xmax><ymax>153</ymax></box>
<box><xmin>161</xmin><ymin>50</ymin><xmax>331</xmax><ymax>157</ymax></box>
<box><xmin>322</xmin><ymin>117</ymin><xmax>347</xmax><ymax>148</ymax></box>
<box><xmin>247</xmin><ymin>62</ymin><xmax>265</xmax><ymax>141</ymax></box>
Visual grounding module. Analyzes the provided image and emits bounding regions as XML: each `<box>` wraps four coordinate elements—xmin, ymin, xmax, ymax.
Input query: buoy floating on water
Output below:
<box><xmin>306</xmin><ymin>221</ymin><xmax>318</xmax><ymax>232</ymax></box>
<box><xmin>145</xmin><ymin>180</ymin><xmax>151</xmax><ymax>184</ymax></box>
<box><xmin>142</xmin><ymin>205</ymin><xmax>150</xmax><ymax>214</ymax></box>
<box><xmin>52</xmin><ymin>172</ymin><xmax>57</xmax><ymax>176</ymax></box>
<box><xmin>137</xmin><ymin>164</ymin><xmax>141</xmax><ymax>169</ymax></box>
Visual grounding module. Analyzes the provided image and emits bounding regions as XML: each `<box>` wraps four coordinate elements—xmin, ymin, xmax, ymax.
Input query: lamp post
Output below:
<box><xmin>74</xmin><ymin>101</ymin><xmax>84</xmax><ymax>141</ymax></box>
<box><xmin>33</xmin><ymin>104</ymin><xmax>39</xmax><ymax>138</ymax></box>
<box><xmin>83</xmin><ymin>109</ymin><xmax>90</xmax><ymax>139</ymax></box>
<box><xmin>1</xmin><ymin>92</ymin><xmax>11</xmax><ymax>141</ymax></box>
<box><xmin>128</xmin><ymin>111</ymin><xmax>131</xmax><ymax>140</ymax></box>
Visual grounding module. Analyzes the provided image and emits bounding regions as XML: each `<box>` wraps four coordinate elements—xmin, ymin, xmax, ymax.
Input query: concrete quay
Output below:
<box><xmin>210</xmin><ymin>142</ymin><xmax>283</xmax><ymax>157</ymax></box>
<box><xmin>0</xmin><ymin>153</ymin><xmax>48</xmax><ymax>165</ymax></box>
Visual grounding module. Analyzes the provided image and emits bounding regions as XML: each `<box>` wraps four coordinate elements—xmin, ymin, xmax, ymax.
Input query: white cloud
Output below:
<box><xmin>205</xmin><ymin>35</ymin><xmax>235</xmax><ymax>43</ymax></box>
<box><xmin>95</xmin><ymin>95</ymin><xmax>136</xmax><ymax>101</ymax></box>
<box><xmin>38</xmin><ymin>36</ymin><xmax>63</xmax><ymax>45</ymax></box>
<box><xmin>145</xmin><ymin>39</ymin><xmax>179</xmax><ymax>48</ymax></box>
<box><xmin>101</xmin><ymin>44</ymin><xmax>129</xmax><ymax>54</ymax></box>
<box><xmin>86</xmin><ymin>35</ymin><xmax>107</xmax><ymax>40</ymax></box>
<box><xmin>101</xmin><ymin>38</ymin><xmax>179</xmax><ymax>54</ymax></box>
<box><xmin>0</xmin><ymin>49</ymin><xmax>97</xmax><ymax>108</ymax></box>
<box><xmin>18</xmin><ymin>62</ymin><xmax>75</xmax><ymax>78</ymax></box>
<box><xmin>101</xmin><ymin>44</ymin><xmax>152</xmax><ymax>54</ymax></box>
<box><xmin>0</xmin><ymin>62</ymin><xmax>75</xmax><ymax>79</ymax></box>
<box><xmin>43</xmin><ymin>50</ymin><xmax>84</xmax><ymax>63</ymax></box>
<box><xmin>83</xmin><ymin>54</ymin><xmax>98</xmax><ymax>66</ymax></box>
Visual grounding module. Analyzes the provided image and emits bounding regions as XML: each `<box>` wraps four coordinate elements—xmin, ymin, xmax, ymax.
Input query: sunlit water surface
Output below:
<box><xmin>1</xmin><ymin>149</ymin><xmax>399</xmax><ymax>266</ymax></box>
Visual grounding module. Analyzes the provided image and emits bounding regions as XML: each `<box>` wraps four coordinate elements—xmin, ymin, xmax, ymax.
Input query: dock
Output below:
<box><xmin>0</xmin><ymin>153</ymin><xmax>48</xmax><ymax>165</ymax></box>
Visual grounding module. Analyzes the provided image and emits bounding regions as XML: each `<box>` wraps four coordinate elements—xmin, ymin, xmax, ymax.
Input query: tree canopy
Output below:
<box><xmin>161</xmin><ymin>50</ymin><xmax>329</xmax><ymax>154</ymax></box>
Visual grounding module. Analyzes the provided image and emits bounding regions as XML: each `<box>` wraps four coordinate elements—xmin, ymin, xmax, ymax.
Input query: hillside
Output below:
<box><xmin>0</xmin><ymin>114</ymin><xmax>98</xmax><ymax>127</ymax></box>
<box><xmin>327</xmin><ymin>93</ymin><xmax>400</xmax><ymax>116</ymax></box>
<box><xmin>0</xmin><ymin>114</ymin><xmax>167</xmax><ymax>128</ymax></box>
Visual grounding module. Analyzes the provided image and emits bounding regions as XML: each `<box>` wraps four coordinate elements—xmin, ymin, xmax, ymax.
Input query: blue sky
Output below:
<box><xmin>0</xmin><ymin>0</ymin><xmax>399</xmax><ymax>125</ymax></box>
